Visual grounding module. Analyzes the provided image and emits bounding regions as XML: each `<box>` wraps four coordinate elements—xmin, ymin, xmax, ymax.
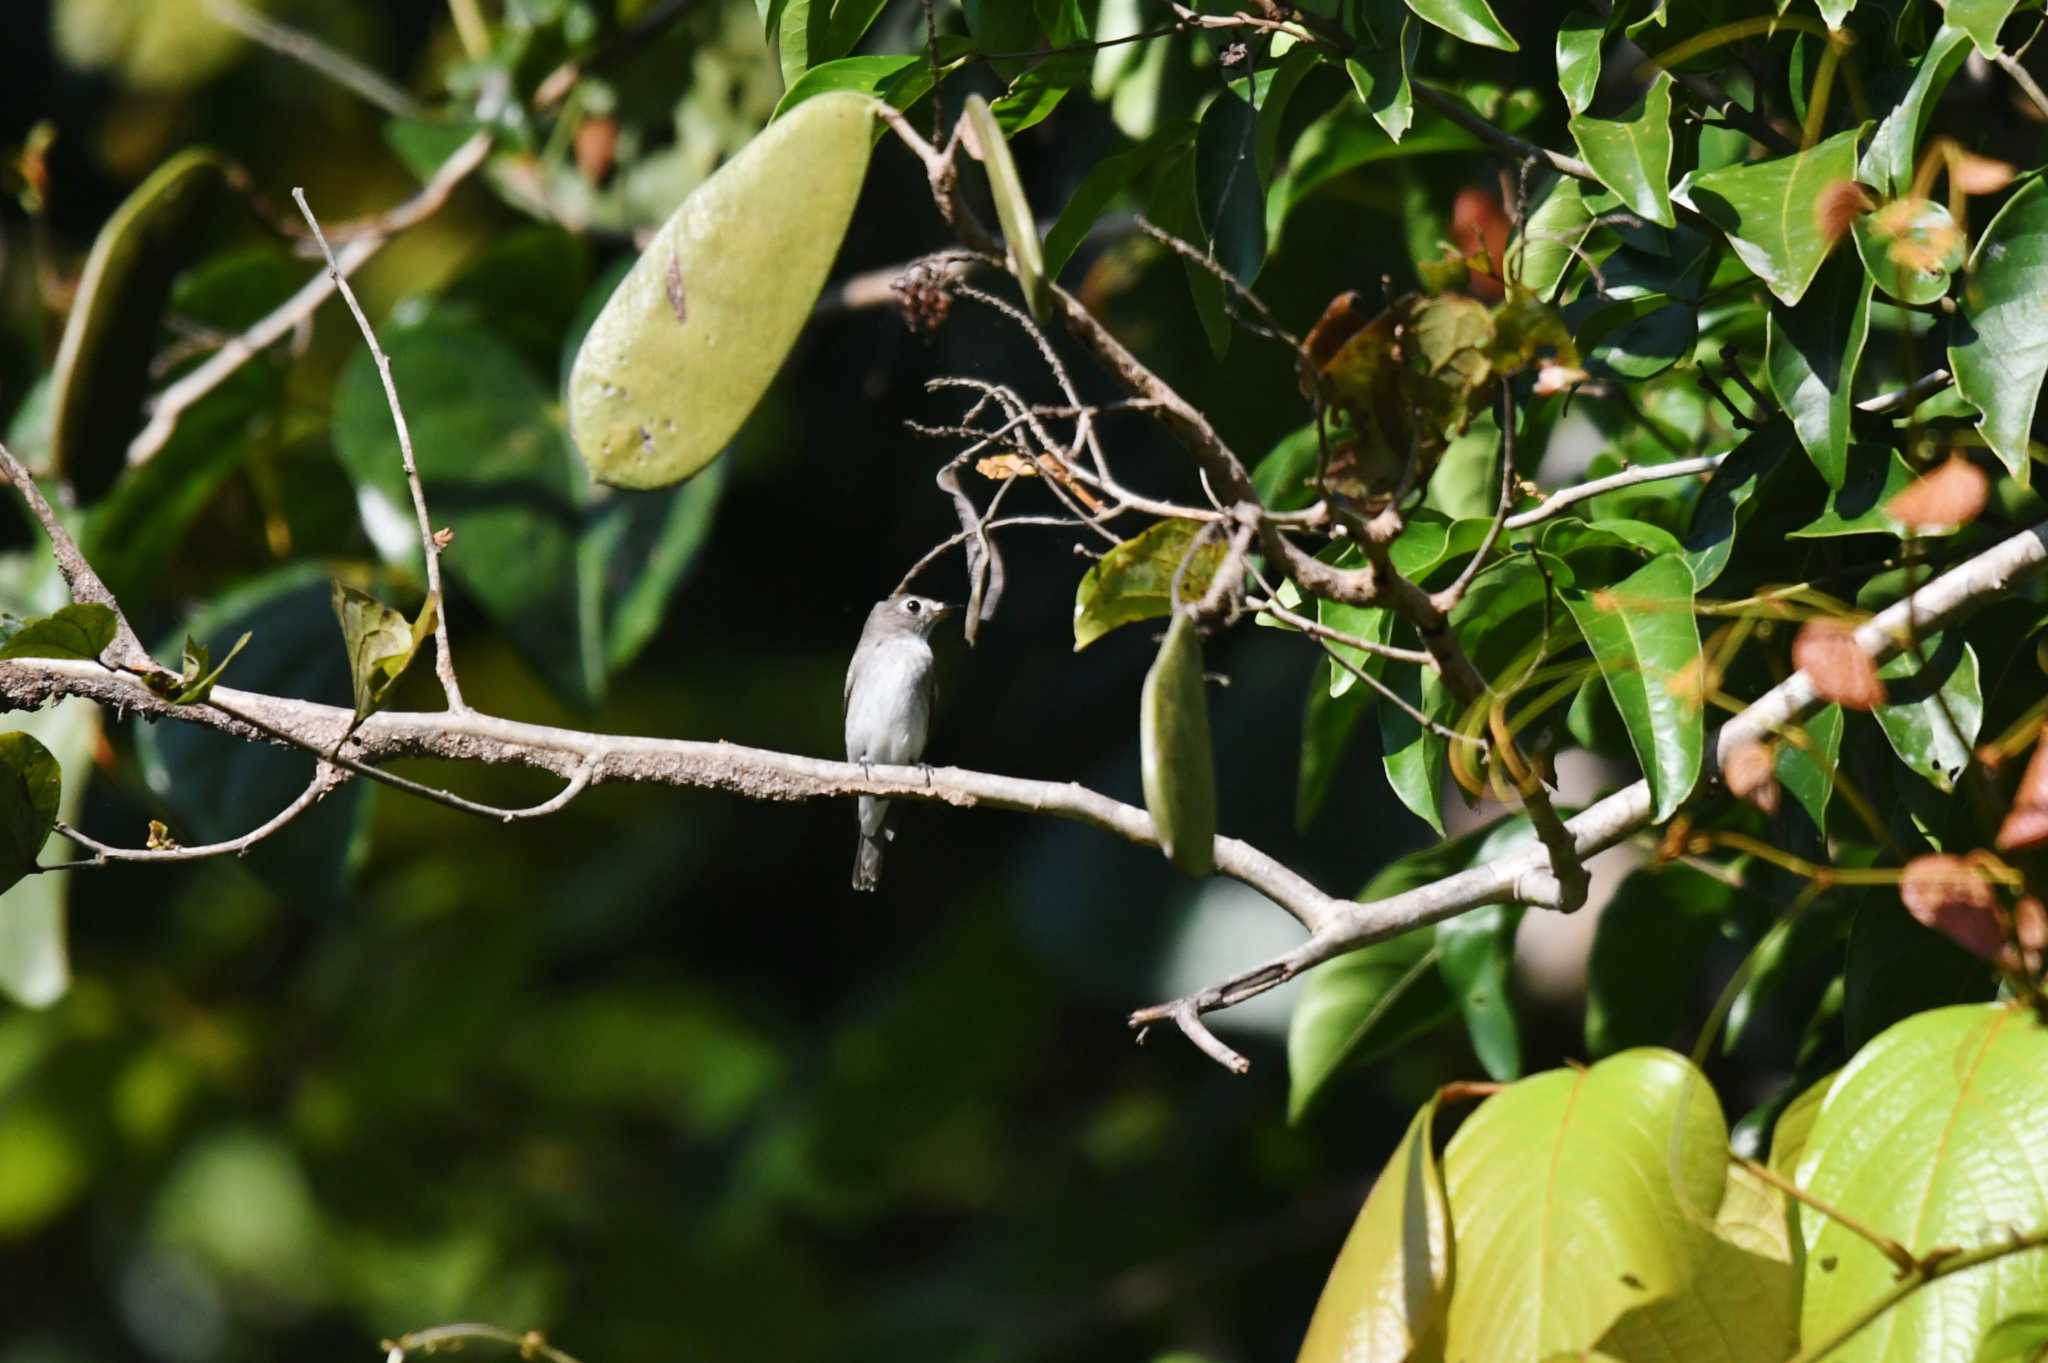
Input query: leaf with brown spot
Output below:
<box><xmin>664</xmin><ymin>252</ymin><xmax>686</xmax><ymax>324</ymax></box>
<box><xmin>1724</xmin><ymin>740</ymin><xmax>1780</xmax><ymax>814</ymax></box>
<box><xmin>1898</xmin><ymin>853</ymin><xmax>2004</xmax><ymax>960</ymax></box>
<box><xmin>1997</xmin><ymin>728</ymin><xmax>2048</xmax><ymax>851</ymax></box>
<box><xmin>1886</xmin><ymin>455</ymin><xmax>1988</xmax><ymax>531</ymax></box>
<box><xmin>1815</xmin><ymin>180</ymin><xmax>1876</xmax><ymax>248</ymax></box>
<box><xmin>1792</xmin><ymin>618</ymin><xmax>1886</xmax><ymax>711</ymax></box>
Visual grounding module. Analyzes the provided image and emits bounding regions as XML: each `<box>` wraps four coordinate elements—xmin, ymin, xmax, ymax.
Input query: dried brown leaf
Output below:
<box><xmin>1887</xmin><ymin>455</ymin><xmax>1989</xmax><ymax>531</ymax></box>
<box><xmin>1724</xmin><ymin>740</ymin><xmax>1780</xmax><ymax>814</ymax></box>
<box><xmin>1900</xmin><ymin>853</ymin><xmax>2005</xmax><ymax>960</ymax></box>
<box><xmin>1997</xmin><ymin>728</ymin><xmax>2048</xmax><ymax>851</ymax></box>
<box><xmin>1951</xmin><ymin>151</ymin><xmax>2016</xmax><ymax>196</ymax></box>
<box><xmin>1793</xmin><ymin>618</ymin><xmax>1887</xmax><ymax>711</ymax></box>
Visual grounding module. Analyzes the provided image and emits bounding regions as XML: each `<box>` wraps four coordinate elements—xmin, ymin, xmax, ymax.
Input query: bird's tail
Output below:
<box><xmin>852</xmin><ymin>832</ymin><xmax>884</xmax><ymax>891</ymax></box>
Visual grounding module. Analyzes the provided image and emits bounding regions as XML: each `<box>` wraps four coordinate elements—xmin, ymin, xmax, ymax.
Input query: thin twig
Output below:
<box><xmin>387</xmin><ymin>1323</ymin><xmax>584</xmax><ymax>1363</ymax></box>
<box><xmin>49</xmin><ymin>766</ymin><xmax>344</xmax><ymax>867</ymax></box>
<box><xmin>129</xmin><ymin>131</ymin><xmax>492</xmax><ymax>465</ymax></box>
<box><xmin>205</xmin><ymin>0</ymin><xmax>421</xmax><ymax>117</ymax></box>
<box><xmin>1503</xmin><ymin>453</ymin><xmax>1726</xmax><ymax>530</ymax></box>
<box><xmin>290</xmin><ymin>188</ymin><xmax>466</xmax><ymax>712</ymax></box>
<box><xmin>1857</xmin><ymin>367</ymin><xmax>1952</xmax><ymax>415</ymax></box>
<box><xmin>1995</xmin><ymin>50</ymin><xmax>2048</xmax><ymax>121</ymax></box>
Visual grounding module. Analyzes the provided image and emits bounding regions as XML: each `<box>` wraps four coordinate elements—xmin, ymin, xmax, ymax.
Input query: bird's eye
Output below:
<box><xmin>905</xmin><ymin>600</ymin><xmax>921</xmax><ymax>614</ymax></box>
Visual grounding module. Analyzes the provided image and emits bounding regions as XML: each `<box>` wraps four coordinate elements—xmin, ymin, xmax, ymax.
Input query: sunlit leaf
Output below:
<box><xmin>1073</xmin><ymin>519</ymin><xmax>1223</xmax><ymax>650</ymax></box>
<box><xmin>1405</xmin><ymin>0</ymin><xmax>1519</xmax><ymax>51</ymax></box>
<box><xmin>1677</xmin><ymin>127</ymin><xmax>1865</xmax><ymax>305</ymax></box>
<box><xmin>1569</xmin><ymin>72</ymin><xmax>1675</xmax><ymax>228</ymax></box>
<box><xmin>1860</xmin><ymin>25</ymin><xmax>1972</xmax><ymax>196</ymax></box>
<box><xmin>1562</xmin><ymin>553</ymin><xmax>1703</xmax><ymax>821</ymax></box>
<box><xmin>1346</xmin><ymin>8</ymin><xmax>1419</xmax><ymax>140</ymax></box>
<box><xmin>1557</xmin><ymin>9</ymin><xmax>1604</xmax><ymax>115</ymax></box>
<box><xmin>1945</xmin><ymin>0</ymin><xmax>2024</xmax><ymax>56</ymax></box>
<box><xmin>331</xmin><ymin>583</ymin><xmax>438</xmax><ymax>721</ymax></box>
<box><xmin>1854</xmin><ymin>196</ymin><xmax>1966</xmax><ymax>305</ymax></box>
<box><xmin>1874</xmin><ymin>633</ymin><xmax>1981</xmax><ymax>792</ymax></box>
<box><xmin>143</xmin><ymin>631</ymin><xmax>250</xmax><ymax>707</ymax></box>
<box><xmin>965</xmin><ymin>94</ymin><xmax>1051</xmax><ymax>319</ymax></box>
<box><xmin>1766</xmin><ymin>249</ymin><xmax>1872</xmax><ymax>487</ymax></box>
<box><xmin>1950</xmin><ymin>176</ymin><xmax>2048</xmax><ymax>479</ymax></box>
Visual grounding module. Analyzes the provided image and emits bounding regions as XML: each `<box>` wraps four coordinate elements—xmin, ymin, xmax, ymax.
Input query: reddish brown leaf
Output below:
<box><xmin>1816</xmin><ymin>180</ymin><xmax>1876</xmax><ymax>246</ymax></box>
<box><xmin>1451</xmin><ymin>186</ymin><xmax>1509</xmax><ymax>301</ymax></box>
<box><xmin>1951</xmin><ymin>151</ymin><xmax>2016</xmax><ymax>196</ymax></box>
<box><xmin>1793</xmin><ymin>618</ymin><xmax>1887</xmax><ymax>711</ymax></box>
<box><xmin>1724</xmin><ymin>740</ymin><xmax>1780</xmax><ymax>814</ymax></box>
<box><xmin>2016</xmin><ymin>896</ymin><xmax>2047</xmax><ymax>953</ymax></box>
<box><xmin>1997</xmin><ymin>729</ymin><xmax>2048</xmax><ymax>851</ymax></box>
<box><xmin>1887</xmin><ymin>455</ymin><xmax>1989</xmax><ymax>531</ymax></box>
<box><xmin>1900</xmin><ymin>854</ymin><xmax>2005</xmax><ymax>961</ymax></box>
<box><xmin>574</xmin><ymin>116</ymin><xmax>618</xmax><ymax>184</ymax></box>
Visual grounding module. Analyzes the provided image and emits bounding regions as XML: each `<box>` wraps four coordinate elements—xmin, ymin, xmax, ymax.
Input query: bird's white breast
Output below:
<box><xmin>844</xmin><ymin>634</ymin><xmax>932</xmax><ymax>766</ymax></box>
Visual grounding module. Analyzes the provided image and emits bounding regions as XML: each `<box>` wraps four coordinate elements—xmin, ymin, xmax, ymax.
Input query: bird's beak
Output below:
<box><xmin>933</xmin><ymin>602</ymin><xmax>961</xmax><ymax>623</ymax></box>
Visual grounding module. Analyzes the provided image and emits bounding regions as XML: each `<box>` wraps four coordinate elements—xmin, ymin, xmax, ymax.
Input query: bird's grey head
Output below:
<box><xmin>866</xmin><ymin>593</ymin><xmax>955</xmax><ymax>640</ymax></box>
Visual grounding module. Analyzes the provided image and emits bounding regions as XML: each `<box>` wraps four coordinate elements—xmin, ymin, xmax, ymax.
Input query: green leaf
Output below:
<box><xmin>1287</xmin><ymin>929</ymin><xmax>1451</xmax><ymax>1119</ymax></box>
<box><xmin>1794</xmin><ymin>1006</ymin><xmax>2048</xmax><ymax>1359</ymax></box>
<box><xmin>1859</xmin><ymin>25</ymin><xmax>1972</xmax><ymax>196</ymax></box>
<box><xmin>1854</xmin><ymin>195</ymin><xmax>1966</xmax><ymax>305</ymax></box>
<box><xmin>1842</xmin><ymin>899</ymin><xmax>1994</xmax><ymax>1051</ymax></box>
<box><xmin>1345</xmin><ymin>9</ymin><xmax>1419</xmax><ymax>141</ymax></box>
<box><xmin>1320</xmin><ymin>595</ymin><xmax>1396</xmax><ymax>699</ymax></box>
<box><xmin>1874</xmin><ymin>634</ymin><xmax>1981</xmax><ymax>791</ymax></box>
<box><xmin>1251</xmin><ymin>421</ymin><xmax>1322</xmax><ymax>512</ymax></box>
<box><xmin>1296</xmin><ymin>1095</ymin><xmax>1452</xmax><ymax>1360</ymax></box>
<box><xmin>1789</xmin><ymin>445</ymin><xmax>1920</xmax><ymax>537</ymax></box>
<box><xmin>1677</xmin><ymin>126</ymin><xmax>1865</xmax><ymax>305</ymax></box>
<box><xmin>1296</xmin><ymin>670</ymin><xmax>1367</xmax><ymax>831</ymax></box>
<box><xmin>1437</xmin><ymin>903</ymin><xmax>1523</xmax><ymax>1080</ymax></box>
<box><xmin>1194</xmin><ymin>88</ymin><xmax>1266</xmax><ymax>287</ymax></box>
<box><xmin>1442</xmin><ymin>1048</ymin><xmax>1797</xmax><ymax>1361</ymax></box>
<box><xmin>46</xmin><ymin>148</ymin><xmax>236</xmax><ymax>503</ymax></box>
<box><xmin>1951</xmin><ymin>175</ymin><xmax>2048</xmax><ymax>479</ymax></box>
<box><xmin>1514</xmin><ymin>174</ymin><xmax>1596</xmax><ymax>298</ymax></box>
<box><xmin>1562</xmin><ymin>553</ymin><xmax>1703</xmax><ymax>821</ymax></box>
<box><xmin>1557</xmin><ymin>10</ymin><xmax>1604</xmax><ymax>115</ymax></box>
<box><xmin>770</xmin><ymin>54</ymin><xmax>919</xmax><ymax>121</ymax></box>
<box><xmin>586</xmin><ymin>467</ymin><xmax>726</xmax><ymax>676</ymax></box>
<box><xmin>331</xmin><ymin>584</ymin><xmax>437</xmax><ymax>721</ymax></box>
<box><xmin>135</xmin><ymin>567</ymin><xmax>367</xmax><ymax>910</ymax></box>
<box><xmin>0</xmin><ymin>733</ymin><xmax>61</xmax><ymax>899</ymax></box>
<box><xmin>1978</xmin><ymin>1312</ymin><xmax>2048</xmax><ymax>1363</ymax></box>
<box><xmin>1569</xmin><ymin>72</ymin><xmax>1675</xmax><ymax>228</ymax></box>
<box><xmin>1945</xmin><ymin>0</ymin><xmax>2024</xmax><ymax>55</ymax></box>
<box><xmin>1404</xmin><ymin>0</ymin><xmax>1519</xmax><ymax>50</ymax></box>
<box><xmin>1073</xmin><ymin>519</ymin><xmax>1223</xmax><ymax>650</ymax></box>
<box><xmin>0</xmin><ymin>604</ymin><xmax>116</xmax><ymax>661</ymax></box>
<box><xmin>965</xmin><ymin>94</ymin><xmax>1052</xmax><ymax>319</ymax></box>
<box><xmin>336</xmin><ymin>316</ymin><xmax>598</xmax><ymax>709</ymax></box>
<box><xmin>0</xmin><ymin>700</ymin><xmax>96</xmax><ymax>1008</ymax></box>
<box><xmin>1766</xmin><ymin>248</ymin><xmax>1872</xmax><ymax>487</ymax></box>
<box><xmin>1042</xmin><ymin>124</ymin><xmax>1192</xmax><ymax>279</ymax></box>
<box><xmin>1682</xmin><ymin>419</ymin><xmax>1796</xmax><ymax>588</ymax></box>
<box><xmin>568</xmin><ymin>90</ymin><xmax>875</xmax><ymax>488</ymax></box>
<box><xmin>1777</xmin><ymin>702</ymin><xmax>1844</xmax><ymax>835</ymax></box>
<box><xmin>1586</xmin><ymin>863</ymin><xmax>1738</xmax><ymax>1056</ymax></box>
<box><xmin>143</xmin><ymin>631</ymin><xmax>250</xmax><ymax>706</ymax></box>
<box><xmin>1150</xmin><ymin>139</ymin><xmax>1230</xmax><ymax>357</ymax></box>
<box><xmin>1139</xmin><ymin>614</ymin><xmax>1217</xmax><ymax>877</ymax></box>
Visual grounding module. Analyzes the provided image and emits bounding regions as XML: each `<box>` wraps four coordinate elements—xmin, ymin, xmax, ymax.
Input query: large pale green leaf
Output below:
<box><xmin>1795</xmin><ymin>1006</ymin><xmax>2048</xmax><ymax>1362</ymax></box>
<box><xmin>1678</xmin><ymin>127</ymin><xmax>1865</xmax><ymax>305</ymax></box>
<box><xmin>1859</xmin><ymin>25</ymin><xmax>1972</xmax><ymax>196</ymax></box>
<box><xmin>1873</xmin><ymin>634</ymin><xmax>1981</xmax><ymax>792</ymax></box>
<box><xmin>1950</xmin><ymin>176</ymin><xmax>2048</xmax><ymax>479</ymax></box>
<box><xmin>1569</xmin><ymin>72</ymin><xmax>1675</xmax><ymax>228</ymax></box>
<box><xmin>1978</xmin><ymin>1312</ymin><xmax>2048</xmax><ymax>1363</ymax></box>
<box><xmin>47</xmin><ymin>149</ymin><xmax>235</xmax><ymax>502</ymax></box>
<box><xmin>1296</xmin><ymin>1094</ymin><xmax>1452</xmax><ymax>1362</ymax></box>
<box><xmin>1140</xmin><ymin>614</ymin><xmax>1216</xmax><ymax>877</ymax></box>
<box><xmin>1073</xmin><ymin>519</ymin><xmax>1222</xmax><ymax>650</ymax></box>
<box><xmin>568</xmin><ymin>90</ymin><xmax>874</xmax><ymax>488</ymax></box>
<box><xmin>1767</xmin><ymin>249</ymin><xmax>1872</xmax><ymax>487</ymax></box>
<box><xmin>1563</xmin><ymin>553</ymin><xmax>1703</xmax><ymax>821</ymax></box>
<box><xmin>1443</xmin><ymin>1048</ymin><xmax>1797</xmax><ymax>1362</ymax></box>
<box><xmin>0</xmin><ymin>701</ymin><xmax>97</xmax><ymax>1008</ymax></box>
<box><xmin>1405</xmin><ymin>0</ymin><xmax>1519</xmax><ymax>50</ymax></box>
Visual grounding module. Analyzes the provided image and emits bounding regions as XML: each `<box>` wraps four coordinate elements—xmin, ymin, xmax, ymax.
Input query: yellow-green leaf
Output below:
<box><xmin>1140</xmin><ymin>614</ymin><xmax>1216</xmax><ymax>876</ymax></box>
<box><xmin>1678</xmin><ymin>127</ymin><xmax>1865</xmax><ymax>306</ymax></box>
<box><xmin>567</xmin><ymin>91</ymin><xmax>876</xmax><ymax>488</ymax></box>
<box><xmin>1073</xmin><ymin>519</ymin><xmax>1222</xmax><ymax>650</ymax></box>
<box><xmin>965</xmin><ymin>94</ymin><xmax>1050</xmax><ymax>319</ymax></box>
<box><xmin>331</xmin><ymin>583</ymin><xmax>438</xmax><ymax>721</ymax></box>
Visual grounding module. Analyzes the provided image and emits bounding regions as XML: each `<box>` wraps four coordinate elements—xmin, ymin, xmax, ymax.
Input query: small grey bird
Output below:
<box><xmin>844</xmin><ymin>593</ymin><xmax>955</xmax><ymax>890</ymax></box>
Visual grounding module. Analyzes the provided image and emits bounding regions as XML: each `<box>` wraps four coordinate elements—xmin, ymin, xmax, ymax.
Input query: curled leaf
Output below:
<box><xmin>1139</xmin><ymin>613</ymin><xmax>1216</xmax><ymax>877</ymax></box>
<box><xmin>1792</xmin><ymin>618</ymin><xmax>1886</xmax><ymax>711</ymax></box>
<box><xmin>331</xmin><ymin>583</ymin><xmax>438</xmax><ymax>720</ymax></box>
<box><xmin>1724</xmin><ymin>739</ymin><xmax>1780</xmax><ymax>814</ymax></box>
<box><xmin>1898</xmin><ymin>854</ymin><xmax>2004</xmax><ymax>960</ymax></box>
<box><xmin>144</xmin><ymin>631</ymin><xmax>250</xmax><ymax>706</ymax></box>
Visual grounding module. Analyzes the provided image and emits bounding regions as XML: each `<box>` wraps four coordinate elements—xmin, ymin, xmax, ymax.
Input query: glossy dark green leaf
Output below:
<box><xmin>1253</xmin><ymin>46</ymin><xmax>1320</xmax><ymax>183</ymax></box>
<box><xmin>1569</xmin><ymin>72</ymin><xmax>1674</xmax><ymax>228</ymax></box>
<box><xmin>1437</xmin><ymin>902</ymin><xmax>1523</xmax><ymax>1080</ymax></box>
<box><xmin>143</xmin><ymin>631</ymin><xmax>250</xmax><ymax>707</ymax></box>
<box><xmin>1194</xmin><ymin>87</ymin><xmax>1265</xmax><ymax>289</ymax></box>
<box><xmin>0</xmin><ymin>604</ymin><xmax>116</xmax><ymax>662</ymax></box>
<box><xmin>1766</xmin><ymin>249</ymin><xmax>1872</xmax><ymax>487</ymax></box>
<box><xmin>966</xmin><ymin>94</ymin><xmax>1051</xmax><ymax>319</ymax></box>
<box><xmin>1149</xmin><ymin>140</ymin><xmax>1230</xmax><ymax>356</ymax></box>
<box><xmin>1790</xmin><ymin>445</ymin><xmax>1921</xmax><ymax>537</ymax></box>
<box><xmin>1682</xmin><ymin>419</ymin><xmax>1795</xmax><ymax>588</ymax></box>
<box><xmin>1405</xmin><ymin>0</ymin><xmax>1519</xmax><ymax>50</ymax></box>
<box><xmin>568</xmin><ymin>91</ymin><xmax>874</xmax><ymax>488</ymax></box>
<box><xmin>1777</xmin><ymin>703</ymin><xmax>1844</xmax><ymax>835</ymax></box>
<box><xmin>135</xmin><ymin>567</ymin><xmax>367</xmax><ymax>910</ymax></box>
<box><xmin>586</xmin><ymin>466</ymin><xmax>726</xmax><ymax>675</ymax></box>
<box><xmin>1073</xmin><ymin>519</ymin><xmax>1222</xmax><ymax>650</ymax></box>
<box><xmin>1287</xmin><ymin>928</ymin><xmax>1451</xmax><ymax>1119</ymax></box>
<box><xmin>772</xmin><ymin>54</ymin><xmax>918</xmax><ymax>119</ymax></box>
<box><xmin>1724</xmin><ymin>893</ymin><xmax>1853</xmax><ymax>1051</ymax></box>
<box><xmin>1251</xmin><ymin>422</ymin><xmax>1322</xmax><ymax>512</ymax></box>
<box><xmin>47</xmin><ymin>149</ymin><xmax>236</xmax><ymax>502</ymax></box>
<box><xmin>0</xmin><ymin>732</ymin><xmax>61</xmax><ymax>896</ymax></box>
<box><xmin>331</xmin><ymin>583</ymin><xmax>437</xmax><ymax>721</ymax></box>
<box><xmin>1950</xmin><ymin>176</ymin><xmax>2048</xmax><ymax>479</ymax></box>
<box><xmin>1860</xmin><ymin>25</ymin><xmax>1971</xmax><ymax>195</ymax></box>
<box><xmin>1874</xmin><ymin>633</ymin><xmax>1981</xmax><ymax>792</ymax></box>
<box><xmin>1297</xmin><ymin>669</ymin><xmax>1367</xmax><ymax>832</ymax></box>
<box><xmin>1345</xmin><ymin>8</ymin><xmax>1419</xmax><ymax>141</ymax></box>
<box><xmin>1139</xmin><ymin>614</ymin><xmax>1216</xmax><ymax>876</ymax></box>
<box><xmin>1562</xmin><ymin>553</ymin><xmax>1703</xmax><ymax>821</ymax></box>
<box><xmin>1587</xmin><ymin>295</ymin><xmax>1696</xmax><ymax>378</ymax></box>
<box><xmin>336</xmin><ymin>316</ymin><xmax>598</xmax><ymax>708</ymax></box>
<box><xmin>1042</xmin><ymin>123</ymin><xmax>1192</xmax><ymax>279</ymax></box>
<box><xmin>1842</xmin><ymin>901</ymin><xmax>1996</xmax><ymax>1051</ymax></box>
<box><xmin>1586</xmin><ymin>861</ymin><xmax>1737</xmax><ymax>1056</ymax></box>
<box><xmin>1556</xmin><ymin>9</ymin><xmax>1604</xmax><ymax>115</ymax></box>
<box><xmin>1678</xmin><ymin>126</ymin><xmax>1864</xmax><ymax>305</ymax></box>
